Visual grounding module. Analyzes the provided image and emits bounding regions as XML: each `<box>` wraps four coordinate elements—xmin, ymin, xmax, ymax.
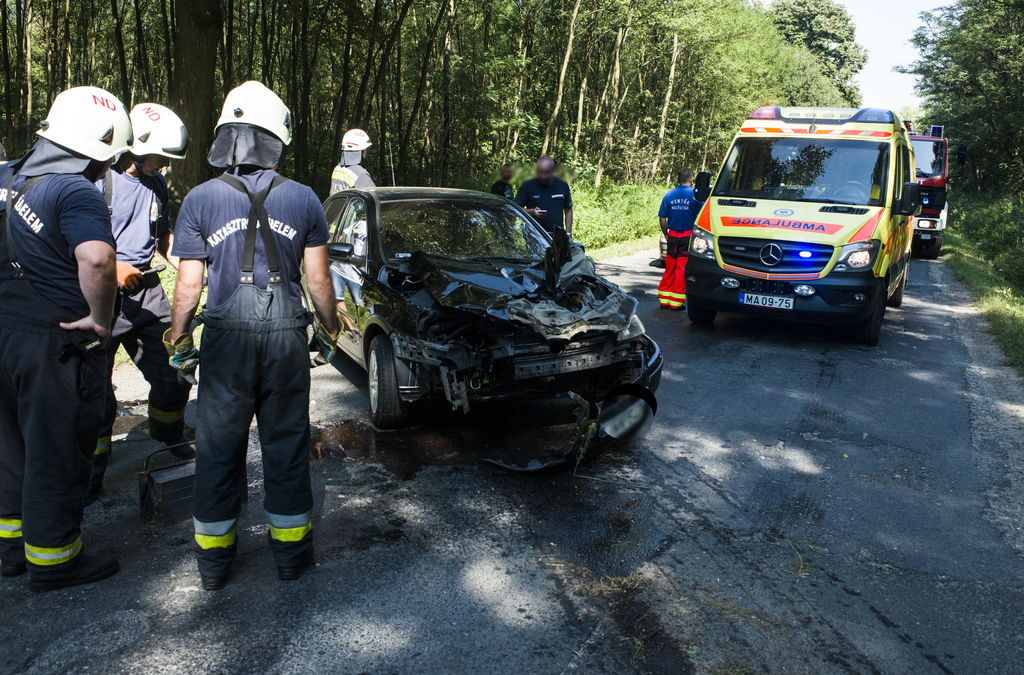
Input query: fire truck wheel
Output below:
<box><xmin>924</xmin><ymin>234</ymin><xmax>942</xmax><ymax>260</ymax></box>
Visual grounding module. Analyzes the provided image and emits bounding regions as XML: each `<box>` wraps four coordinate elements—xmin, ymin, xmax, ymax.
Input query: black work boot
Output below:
<box><xmin>278</xmin><ymin>545</ymin><xmax>315</xmax><ymax>581</ymax></box>
<box><xmin>28</xmin><ymin>553</ymin><xmax>120</xmax><ymax>593</ymax></box>
<box><xmin>200</xmin><ymin>569</ymin><xmax>230</xmax><ymax>591</ymax></box>
<box><xmin>1</xmin><ymin>559</ymin><xmax>27</xmax><ymax>577</ymax></box>
<box><xmin>160</xmin><ymin>434</ymin><xmax>196</xmax><ymax>459</ymax></box>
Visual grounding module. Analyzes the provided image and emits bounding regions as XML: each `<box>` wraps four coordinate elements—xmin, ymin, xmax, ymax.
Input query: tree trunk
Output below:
<box><xmin>221</xmin><ymin>0</ymin><xmax>234</xmax><ymax>96</ymax></box>
<box><xmin>540</xmin><ymin>0</ymin><xmax>583</xmax><ymax>156</ymax></box>
<box><xmin>1</xmin><ymin>0</ymin><xmax>11</xmax><ymax>144</ymax></box>
<box><xmin>650</xmin><ymin>32</ymin><xmax>678</xmax><ymax>181</ymax></box>
<box><xmin>571</xmin><ymin>73</ymin><xmax>587</xmax><ymax>170</ymax></box>
<box><xmin>398</xmin><ymin>0</ymin><xmax>445</xmax><ymax>177</ymax></box>
<box><xmin>110</xmin><ymin>0</ymin><xmax>131</xmax><ymax>106</ymax></box>
<box><xmin>131</xmin><ymin>0</ymin><xmax>152</xmax><ymax>100</ymax></box>
<box><xmin>439</xmin><ymin>0</ymin><xmax>454</xmax><ymax>184</ymax></box>
<box><xmin>24</xmin><ymin>0</ymin><xmax>33</xmax><ymax>147</ymax></box>
<box><xmin>330</xmin><ymin>11</ymin><xmax>356</xmax><ymax>161</ymax></box>
<box><xmin>595</xmin><ymin>18</ymin><xmax>630</xmax><ymax>186</ymax></box>
<box><xmin>168</xmin><ymin>0</ymin><xmax>222</xmax><ymax>197</ymax></box>
<box><xmin>160</xmin><ymin>0</ymin><xmax>173</xmax><ymax>92</ymax></box>
<box><xmin>365</xmin><ymin>0</ymin><xmax>416</xmax><ymax>124</ymax></box>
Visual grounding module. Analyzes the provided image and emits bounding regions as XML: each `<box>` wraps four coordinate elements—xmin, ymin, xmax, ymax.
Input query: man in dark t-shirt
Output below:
<box><xmin>490</xmin><ymin>164</ymin><xmax>515</xmax><ymax>200</ymax></box>
<box><xmin>515</xmin><ymin>156</ymin><xmax>574</xmax><ymax>235</ymax></box>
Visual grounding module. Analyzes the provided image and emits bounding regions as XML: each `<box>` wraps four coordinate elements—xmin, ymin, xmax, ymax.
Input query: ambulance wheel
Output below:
<box><xmin>924</xmin><ymin>234</ymin><xmax>942</xmax><ymax>260</ymax></box>
<box><xmin>887</xmin><ymin>264</ymin><xmax>907</xmax><ymax>308</ymax></box>
<box><xmin>854</xmin><ymin>283</ymin><xmax>887</xmax><ymax>346</ymax></box>
<box><xmin>367</xmin><ymin>334</ymin><xmax>410</xmax><ymax>429</ymax></box>
<box><xmin>687</xmin><ymin>303</ymin><xmax>717</xmax><ymax>325</ymax></box>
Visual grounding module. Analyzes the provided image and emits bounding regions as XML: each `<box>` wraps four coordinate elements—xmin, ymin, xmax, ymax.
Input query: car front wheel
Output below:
<box><xmin>367</xmin><ymin>334</ymin><xmax>410</xmax><ymax>429</ymax></box>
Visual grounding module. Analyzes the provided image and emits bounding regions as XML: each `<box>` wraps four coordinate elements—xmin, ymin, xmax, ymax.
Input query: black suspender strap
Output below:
<box><xmin>2</xmin><ymin>172</ymin><xmax>54</xmax><ymax>277</ymax></box>
<box><xmin>103</xmin><ymin>169</ymin><xmax>114</xmax><ymax>215</ymax></box>
<box><xmin>216</xmin><ymin>173</ymin><xmax>288</xmax><ymax>283</ymax></box>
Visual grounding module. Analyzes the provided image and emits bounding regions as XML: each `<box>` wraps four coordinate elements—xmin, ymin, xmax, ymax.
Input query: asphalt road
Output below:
<box><xmin>2</xmin><ymin>250</ymin><xmax>1023</xmax><ymax>675</ymax></box>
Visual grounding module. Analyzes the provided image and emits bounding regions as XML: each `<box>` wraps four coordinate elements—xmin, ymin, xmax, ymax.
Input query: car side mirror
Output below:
<box><xmin>899</xmin><ymin>182</ymin><xmax>922</xmax><ymax>216</ymax></box>
<box><xmin>693</xmin><ymin>172</ymin><xmax>713</xmax><ymax>202</ymax></box>
<box><xmin>327</xmin><ymin>242</ymin><xmax>354</xmax><ymax>261</ymax></box>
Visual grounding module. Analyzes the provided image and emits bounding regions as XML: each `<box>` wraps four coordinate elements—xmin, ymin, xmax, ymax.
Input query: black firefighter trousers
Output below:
<box><xmin>191</xmin><ymin>288</ymin><xmax>314</xmax><ymax>578</ymax></box>
<box><xmin>0</xmin><ymin>281</ymin><xmax>105</xmax><ymax>578</ymax></box>
<box><xmin>92</xmin><ymin>272</ymin><xmax>192</xmax><ymax>489</ymax></box>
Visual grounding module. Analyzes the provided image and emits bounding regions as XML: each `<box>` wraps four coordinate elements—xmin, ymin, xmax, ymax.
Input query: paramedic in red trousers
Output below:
<box><xmin>166</xmin><ymin>81</ymin><xmax>340</xmax><ymax>591</ymax></box>
<box><xmin>658</xmin><ymin>169</ymin><xmax>701</xmax><ymax>309</ymax></box>
<box><xmin>0</xmin><ymin>87</ymin><xmax>131</xmax><ymax>591</ymax></box>
<box><xmin>89</xmin><ymin>103</ymin><xmax>193</xmax><ymax>503</ymax></box>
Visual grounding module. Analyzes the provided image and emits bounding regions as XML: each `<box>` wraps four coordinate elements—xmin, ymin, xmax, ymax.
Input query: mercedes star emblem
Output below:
<box><xmin>759</xmin><ymin>243</ymin><xmax>783</xmax><ymax>267</ymax></box>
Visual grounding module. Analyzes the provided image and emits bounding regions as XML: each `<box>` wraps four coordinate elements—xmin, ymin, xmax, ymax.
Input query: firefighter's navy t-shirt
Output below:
<box><xmin>0</xmin><ymin>164</ymin><xmax>116</xmax><ymax>316</ymax></box>
<box><xmin>97</xmin><ymin>166</ymin><xmax>171</xmax><ymax>267</ymax></box>
<box><xmin>658</xmin><ymin>185</ymin><xmax>701</xmax><ymax>233</ymax></box>
<box><xmin>515</xmin><ymin>177</ymin><xmax>573</xmax><ymax>232</ymax></box>
<box><xmin>172</xmin><ymin>168</ymin><xmax>329</xmax><ymax>309</ymax></box>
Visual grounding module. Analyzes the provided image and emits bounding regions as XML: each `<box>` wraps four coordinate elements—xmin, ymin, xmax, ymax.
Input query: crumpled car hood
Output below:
<box><xmin>408</xmin><ymin>250</ymin><xmax>637</xmax><ymax>341</ymax></box>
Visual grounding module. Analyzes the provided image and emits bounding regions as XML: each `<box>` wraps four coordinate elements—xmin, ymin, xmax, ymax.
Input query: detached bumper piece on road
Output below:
<box><xmin>685</xmin><ymin>256</ymin><xmax>884</xmax><ymax>327</ymax></box>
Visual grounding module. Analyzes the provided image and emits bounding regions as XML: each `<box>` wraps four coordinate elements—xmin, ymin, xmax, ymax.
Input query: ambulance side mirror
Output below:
<box><xmin>898</xmin><ymin>182</ymin><xmax>922</xmax><ymax>216</ymax></box>
<box><xmin>693</xmin><ymin>172</ymin><xmax>713</xmax><ymax>202</ymax></box>
<box><xmin>327</xmin><ymin>242</ymin><xmax>354</xmax><ymax>261</ymax></box>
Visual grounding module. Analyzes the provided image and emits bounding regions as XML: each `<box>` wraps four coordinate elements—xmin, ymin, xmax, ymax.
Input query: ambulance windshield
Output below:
<box><xmin>714</xmin><ymin>138</ymin><xmax>890</xmax><ymax>207</ymax></box>
<box><xmin>911</xmin><ymin>139</ymin><xmax>945</xmax><ymax>178</ymax></box>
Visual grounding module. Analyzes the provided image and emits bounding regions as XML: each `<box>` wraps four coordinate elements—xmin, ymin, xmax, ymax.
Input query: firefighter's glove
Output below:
<box><xmin>313</xmin><ymin>323</ymin><xmax>338</xmax><ymax>367</ymax></box>
<box><xmin>116</xmin><ymin>261</ymin><xmax>144</xmax><ymax>292</ymax></box>
<box><xmin>162</xmin><ymin>328</ymin><xmax>199</xmax><ymax>385</ymax></box>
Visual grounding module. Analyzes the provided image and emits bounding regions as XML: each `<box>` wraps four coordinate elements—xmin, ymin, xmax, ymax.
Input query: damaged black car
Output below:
<box><xmin>305</xmin><ymin>188</ymin><xmax>662</xmax><ymax>430</ymax></box>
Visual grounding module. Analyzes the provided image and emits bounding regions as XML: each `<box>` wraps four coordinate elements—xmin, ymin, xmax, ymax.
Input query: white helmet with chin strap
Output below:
<box><xmin>37</xmin><ymin>86</ymin><xmax>132</xmax><ymax>161</ymax></box>
<box><xmin>129</xmin><ymin>103</ymin><xmax>188</xmax><ymax>159</ymax></box>
<box><xmin>215</xmin><ymin>81</ymin><xmax>292</xmax><ymax>145</ymax></box>
<box><xmin>342</xmin><ymin>128</ymin><xmax>372</xmax><ymax>152</ymax></box>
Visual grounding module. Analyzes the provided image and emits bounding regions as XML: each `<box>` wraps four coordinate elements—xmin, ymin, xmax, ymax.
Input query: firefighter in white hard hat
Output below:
<box><xmin>166</xmin><ymin>81</ymin><xmax>339</xmax><ymax>590</ymax></box>
<box><xmin>88</xmin><ymin>103</ymin><xmax>193</xmax><ymax>503</ymax></box>
<box><xmin>329</xmin><ymin>128</ymin><xmax>375</xmax><ymax>194</ymax></box>
<box><xmin>0</xmin><ymin>86</ymin><xmax>129</xmax><ymax>591</ymax></box>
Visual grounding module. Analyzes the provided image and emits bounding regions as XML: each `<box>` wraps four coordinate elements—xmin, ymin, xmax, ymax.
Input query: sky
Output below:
<box><xmin>839</xmin><ymin>0</ymin><xmax>943</xmax><ymax>111</ymax></box>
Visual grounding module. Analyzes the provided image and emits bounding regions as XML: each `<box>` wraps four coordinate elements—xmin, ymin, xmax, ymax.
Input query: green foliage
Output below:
<box><xmin>904</xmin><ymin>0</ymin><xmax>1024</xmax><ymax>192</ymax></box>
<box><xmin>770</xmin><ymin>0</ymin><xmax>867</xmax><ymax>106</ymax></box>
<box><xmin>570</xmin><ymin>182</ymin><xmax>666</xmax><ymax>250</ymax></box>
<box><xmin>949</xmin><ymin>193</ymin><xmax>1024</xmax><ymax>274</ymax></box>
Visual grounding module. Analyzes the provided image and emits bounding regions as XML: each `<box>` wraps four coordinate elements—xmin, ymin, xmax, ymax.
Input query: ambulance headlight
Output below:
<box><xmin>616</xmin><ymin>315</ymin><xmax>646</xmax><ymax>343</ymax></box>
<box><xmin>690</xmin><ymin>227</ymin><xmax>715</xmax><ymax>259</ymax></box>
<box><xmin>836</xmin><ymin>240</ymin><xmax>880</xmax><ymax>270</ymax></box>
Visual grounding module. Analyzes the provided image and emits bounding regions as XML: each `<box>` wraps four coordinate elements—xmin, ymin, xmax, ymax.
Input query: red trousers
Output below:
<box><xmin>658</xmin><ymin>231</ymin><xmax>690</xmax><ymax>308</ymax></box>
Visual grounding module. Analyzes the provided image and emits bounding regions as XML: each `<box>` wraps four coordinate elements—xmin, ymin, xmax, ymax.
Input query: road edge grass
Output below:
<box><xmin>589</xmin><ymin>235</ymin><xmax>660</xmax><ymax>261</ymax></box>
<box><xmin>943</xmin><ymin>230</ymin><xmax>1024</xmax><ymax>375</ymax></box>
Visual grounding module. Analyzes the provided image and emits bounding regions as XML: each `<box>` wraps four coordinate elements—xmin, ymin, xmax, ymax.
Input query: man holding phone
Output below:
<box><xmin>515</xmin><ymin>156</ymin><xmax>573</xmax><ymax>237</ymax></box>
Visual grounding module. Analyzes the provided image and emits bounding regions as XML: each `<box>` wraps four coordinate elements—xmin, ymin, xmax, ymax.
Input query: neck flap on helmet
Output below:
<box><xmin>18</xmin><ymin>138</ymin><xmax>93</xmax><ymax>177</ymax></box>
<box><xmin>207</xmin><ymin>124</ymin><xmax>283</xmax><ymax>169</ymax></box>
<box><xmin>342</xmin><ymin>149</ymin><xmax>363</xmax><ymax>167</ymax></box>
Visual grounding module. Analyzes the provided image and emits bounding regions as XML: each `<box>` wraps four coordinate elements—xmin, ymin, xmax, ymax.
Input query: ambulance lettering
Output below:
<box><xmin>720</xmin><ymin>216</ymin><xmax>844</xmax><ymax>235</ymax></box>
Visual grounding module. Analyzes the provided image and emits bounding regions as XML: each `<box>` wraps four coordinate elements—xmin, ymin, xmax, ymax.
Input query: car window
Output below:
<box><xmin>379</xmin><ymin>199</ymin><xmax>550</xmax><ymax>261</ymax></box>
<box><xmin>337</xmin><ymin>198</ymin><xmax>368</xmax><ymax>258</ymax></box>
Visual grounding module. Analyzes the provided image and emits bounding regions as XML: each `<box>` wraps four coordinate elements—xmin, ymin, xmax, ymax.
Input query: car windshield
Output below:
<box><xmin>714</xmin><ymin>137</ymin><xmax>891</xmax><ymax>207</ymax></box>
<box><xmin>379</xmin><ymin>199</ymin><xmax>550</xmax><ymax>261</ymax></box>
<box><xmin>912</xmin><ymin>139</ymin><xmax>946</xmax><ymax>178</ymax></box>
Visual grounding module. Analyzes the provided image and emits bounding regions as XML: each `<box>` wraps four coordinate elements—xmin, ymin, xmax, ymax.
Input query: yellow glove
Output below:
<box><xmin>313</xmin><ymin>323</ymin><xmax>338</xmax><ymax>366</ymax></box>
<box><xmin>162</xmin><ymin>328</ymin><xmax>199</xmax><ymax>385</ymax></box>
<box><xmin>116</xmin><ymin>261</ymin><xmax>143</xmax><ymax>291</ymax></box>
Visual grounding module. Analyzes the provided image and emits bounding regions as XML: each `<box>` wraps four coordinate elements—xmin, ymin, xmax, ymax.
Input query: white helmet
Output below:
<box><xmin>129</xmin><ymin>103</ymin><xmax>188</xmax><ymax>159</ymax></box>
<box><xmin>37</xmin><ymin>86</ymin><xmax>132</xmax><ymax>161</ymax></box>
<box><xmin>215</xmin><ymin>81</ymin><xmax>291</xmax><ymax>145</ymax></box>
<box><xmin>342</xmin><ymin>128</ymin><xmax>372</xmax><ymax>151</ymax></box>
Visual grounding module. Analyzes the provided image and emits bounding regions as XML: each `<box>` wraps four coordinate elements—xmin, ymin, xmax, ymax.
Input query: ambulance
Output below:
<box><xmin>684</xmin><ymin>106</ymin><xmax>922</xmax><ymax>345</ymax></box>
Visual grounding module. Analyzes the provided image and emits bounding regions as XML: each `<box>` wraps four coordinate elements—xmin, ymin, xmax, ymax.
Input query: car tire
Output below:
<box><xmin>367</xmin><ymin>334</ymin><xmax>410</xmax><ymax>429</ymax></box>
<box><xmin>887</xmin><ymin>263</ymin><xmax>908</xmax><ymax>308</ymax></box>
<box><xmin>687</xmin><ymin>303</ymin><xmax>717</xmax><ymax>325</ymax></box>
<box><xmin>854</xmin><ymin>282</ymin><xmax>887</xmax><ymax>346</ymax></box>
<box><xmin>924</xmin><ymin>234</ymin><xmax>942</xmax><ymax>260</ymax></box>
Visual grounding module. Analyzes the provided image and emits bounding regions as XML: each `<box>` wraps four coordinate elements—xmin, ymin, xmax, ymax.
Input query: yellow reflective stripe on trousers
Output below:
<box><xmin>25</xmin><ymin>536</ymin><xmax>82</xmax><ymax>565</ymax></box>
<box><xmin>193</xmin><ymin>517</ymin><xmax>237</xmax><ymax>550</ymax></box>
<box><xmin>148</xmin><ymin>405</ymin><xmax>185</xmax><ymax>425</ymax></box>
<box><xmin>0</xmin><ymin>517</ymin><xmax>22</xmax><ymax>539</ymax></box>
<box><xmin>266</xmin><ymin>510</ymin><xmax>312</xmax><ymax>543</ymax></box>
<box><xmin>95</xmin><ymin>436</ymin><xmax>112</xmax><ymax>456</ymax></box>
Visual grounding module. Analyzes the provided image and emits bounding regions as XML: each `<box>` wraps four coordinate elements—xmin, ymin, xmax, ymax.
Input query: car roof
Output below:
<box><xmin>345</xmin><ymin>186</ymin><xmax>511</xmax><ymax>204</ymax></box>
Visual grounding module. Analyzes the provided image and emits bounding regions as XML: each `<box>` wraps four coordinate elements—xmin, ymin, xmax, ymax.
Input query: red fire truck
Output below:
<box><xmin>909</xmin><ymin>125</ymin><xmax>966</xmax><ymax>259</ymax></box>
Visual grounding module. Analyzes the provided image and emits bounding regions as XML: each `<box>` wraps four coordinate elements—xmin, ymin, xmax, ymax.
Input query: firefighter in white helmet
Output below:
<box><xmin>88</xmin><ymin>103</ymin><xmax>193</xmax><ymax>503</ymax></box>
<box><xmin>329</xmin><ymin>128</ymin><xmax>375</xmax><ymax>194</ymax></box>
<box><xmin>167</xmin><ymin>81</ymin><xmax>339</xmax><ymax>590</ymax></box>
<box><xmin>0</xmin><ymin>86</ymin><xmax>130</xmax><ymax>591</ymax></box>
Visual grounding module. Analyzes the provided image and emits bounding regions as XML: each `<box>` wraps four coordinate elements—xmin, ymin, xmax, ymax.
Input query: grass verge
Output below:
<box><xmin>943</xmin><ymin>230</ymin><xmax>1024</xmax><ymax>375</ymax></box>
<box><xmin>588</xmin><ymin>235</ymin><xmax>660</xmax><ymax>261</ymax></box>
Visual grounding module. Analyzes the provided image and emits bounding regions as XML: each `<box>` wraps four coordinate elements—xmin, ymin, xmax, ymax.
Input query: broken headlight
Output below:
<box><xmin>616</xmin><ymin>315</ymin><xmax>646</xmax><ymax>343</ymax></box>
<box><xmin>690</xmin><ymin>226</ymin><xmax>715</xmax><ymax>260</ymax></box>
